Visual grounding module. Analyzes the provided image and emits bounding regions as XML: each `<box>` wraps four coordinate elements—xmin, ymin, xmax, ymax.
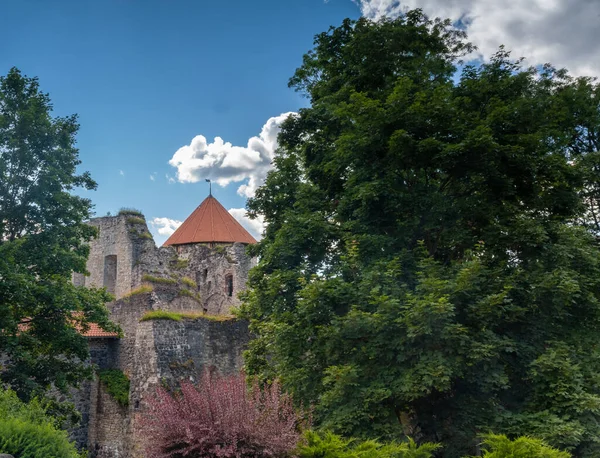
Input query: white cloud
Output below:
<box><xmin>353</xmin><ymin>0</ymin><xmax>600</xmax><ymax>76</ymax></box>
<box><xmin>168</xmin><ymin>112</ymin><xmax>296</xmax><ymax>198</ymax></box>
<box><xmin>228</xmin><ymin>208</ymin><xmax>265</xmax><ymax>241</ymax></box>
<box><xmin>150</xmin><ymin>172</ymin><xmax>156</xmax><ymax>181</ymax></box>
<box><xmin>150</xmin><ymin>217</ymin><xmax>182</xmax><ymax>236</ymax></box>
<box><xmin>119</xmin><ymin>170</ymin><xmax>125</xmax><ymax>176</ymax></box>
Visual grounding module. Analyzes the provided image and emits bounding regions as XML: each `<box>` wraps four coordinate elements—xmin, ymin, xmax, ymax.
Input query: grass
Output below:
<box><xmin>182</xmin><ymin>277</ymin><xmax>197</xmax><ymax>288</ymax></box>
<box><xmin>122</xmin><ymin>285</ymin><xmax>153</xmax><ymax>299</ymax></box>
<box><xmin>213</xmin><ymin>245</ymin><xmax>227</xmax><ymax>254</ymax></box>
<box><xmin>98</xmin><ymin>369</ymin><xmax>130</xmax><ymax>407</ymax></box>
<box><xmin>140</xmin><ymin>310</ymin><xmax>235</xmax><ymax>322</ymax></box>
<box><xmin>138</xmin><ymin>232</ymin><xmax>153</xmax><ymax>240</ymax></box>
<box><xmin>178</xmin><ymin>288</ymin><xmax>194</xmax><ymax>298</ymax></box>
<box><xmin>178</xmin><ymin>288</ymin><xmax>202</xmax><ymax>303</ymax></box>
<box><xmin>142</xmin><ymin>274</ymin><xmax>177</xmax><ymax>285</ymax></box>
<box><xmin>171</xmin><ymin>258</ymin><xmax>189</xmax><ymax>269</ymax></box>
<box><xmin>118</xmin><ymin>208</ymin><xmax>144</xmax><ymax>218</ymax></box>
<box><xmin>126</xmin><ymin>216</ymin><xmax>146</xmax><ymax>225</ymax></box>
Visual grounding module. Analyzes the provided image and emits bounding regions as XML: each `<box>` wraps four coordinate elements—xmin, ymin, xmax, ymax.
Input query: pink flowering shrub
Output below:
<box><xmin>141</xmin><ymin>371</ymin><xmax>305</xmax><ymax>458</ymax></box>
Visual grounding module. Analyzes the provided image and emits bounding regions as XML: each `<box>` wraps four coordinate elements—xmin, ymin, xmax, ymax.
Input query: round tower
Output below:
<box><xmin>161</xmin><ymin>195</ymin><xmax>257</xmax><ymax>315</ymax></box>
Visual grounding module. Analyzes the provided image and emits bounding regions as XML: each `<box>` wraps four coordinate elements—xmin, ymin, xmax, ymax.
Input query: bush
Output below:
<box><xmin>297</xmin><ymin>431</ymin><xmax>440</xmax><ymax>458</ymax></box>
<box><xmin>98</xmin><ymin>369</ymin><xmax>130</xmax><ymax>407</ymax></box>
<box><xmin>141</xmin><ymin>371</ymin><xmax>305</xmax><ymax>458</ymax></box>
<box><xmin>478</xmin><ymin>434</ymin><xmax>570</xmax><ymax>457</ymax></box>
<box><xmin>0</xmin><ymin>388</ymin><xmax>81</xmax><ymax>458</ymax></box>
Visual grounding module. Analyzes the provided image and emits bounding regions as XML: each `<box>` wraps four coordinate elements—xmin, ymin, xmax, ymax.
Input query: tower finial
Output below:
<box><xmin>205</xmin><ymin>179</ymin><xmax>212</xmax><ymax>196</ymax></box>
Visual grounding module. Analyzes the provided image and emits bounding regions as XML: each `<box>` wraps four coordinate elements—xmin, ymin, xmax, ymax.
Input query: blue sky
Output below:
<box><xmin>4</xmin><ymin>0</ymin><xmax>598</xmax><ymax>243</ymax></box>
<box><xmin>2</xmin><ymin>0</ymin><xmax>361</xmax><ymax>243</ymax></box>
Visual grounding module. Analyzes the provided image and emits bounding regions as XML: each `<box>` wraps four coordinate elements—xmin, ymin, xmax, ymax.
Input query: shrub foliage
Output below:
<box><xmin>141</xmin><ymin>371</ymin><xmax>305</xmax><ymax>458</ymax></box>
<box><xmin>0</xmin><ymin>388</ymin><xmax>82</xmax><ymax>458</ymax></box>
<box><xmin>98</xmin><ymin>369</ymin><xmax>130</xmax><ymax>407</ymax></box>
<box><xmin>297</xmin><ymin>430</ymin><xmax>440</xmax><ymax>458</ymax></box>
<box><xmin>479</xmin><ymin>434</ymin><xmax>571</xmax><ymax>457</ymax></box>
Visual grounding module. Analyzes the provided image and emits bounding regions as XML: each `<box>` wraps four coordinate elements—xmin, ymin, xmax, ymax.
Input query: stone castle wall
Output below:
<box><xmin>85</xmin><ymin>215</ymin><xmax>137</xmax><ymax>299</ymax></box>
<box><xmin>74</xmin><ymin>213</ymin><xmax>254</xmax><ymax>457</ymax></box>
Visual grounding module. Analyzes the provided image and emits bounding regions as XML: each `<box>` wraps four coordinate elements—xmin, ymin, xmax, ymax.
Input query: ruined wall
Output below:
<box><xmin>85</xmin><ymin>216</ymin><xmax>135</xmax><ymax>300</ymax></box>
<box><xmin>87</xmin><ymin>380</ymin><xmax>129</xmax><ymax>458</ymax></box>
<box><xmin>133</xmin><ymin>242</ymin><xmax>256</xmax><ymax>316</ymax></box>
<box><xmin>69</xmin><ymin>339</ymin><xmax>119</xmax><ymax>450</ymax></box>
<box><xmin>76</xmin><ymin>213</ymin><xmax>255</xmax><ymax>457</ymax></box>
<box><xmin>151</xmin><ymin>317</ymin><xmax>248</xmax><ymax>385</ymax></box>
<box><xmin>127</xmin><ymin>317</ymin><xmax>250</xmax><ymax>456</ymax></box>
<box><xmin>85</xmin><ymin>214</ymin><xmax>255</xmax><ymax>315</ymax></box>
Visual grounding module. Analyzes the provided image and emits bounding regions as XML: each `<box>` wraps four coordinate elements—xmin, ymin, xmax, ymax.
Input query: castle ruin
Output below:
<box><xmin>72</xmin><ymin>194</ymin><xmax>256</xmax><ymax>457</ymax></box>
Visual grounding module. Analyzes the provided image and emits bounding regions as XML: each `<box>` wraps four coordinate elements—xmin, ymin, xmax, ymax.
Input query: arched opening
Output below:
<box><xmin>103</xmin><ymin>255</ymin><xmax>117</xmax><ymax>296</ymax></box>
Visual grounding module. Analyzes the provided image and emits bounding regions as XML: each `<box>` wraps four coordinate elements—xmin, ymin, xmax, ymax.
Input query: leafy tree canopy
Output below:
<box><xmin>0</xmin><ymin>67</ymin><xmax>116</xmax><ymax>400</ymax></box>
<box><xmin>240</xmin><ymin>11</ymin><xmax>600</xmax><ymax>457</ymax></box>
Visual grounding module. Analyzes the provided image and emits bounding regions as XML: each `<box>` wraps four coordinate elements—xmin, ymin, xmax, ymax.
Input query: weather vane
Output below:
<box><xmin>206</xmin><ymin>178</ymin><xmax>212</xmax><ymax>196</ymax></box>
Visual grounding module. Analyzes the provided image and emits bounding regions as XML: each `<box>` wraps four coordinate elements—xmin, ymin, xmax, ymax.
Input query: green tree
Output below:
<box><xmin>0</xmin><ymin>67</ymin><xmax>116</xmax><ymax>400</ymax></box>
<box><xmin>240</xmin><ymin>12</ymin><xmax>600</xmax><ymax>457</ymax></box>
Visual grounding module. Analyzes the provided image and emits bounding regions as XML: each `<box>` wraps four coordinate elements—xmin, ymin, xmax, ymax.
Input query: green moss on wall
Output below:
<box><xmin>98</xmin><ymin>369</ymin><xmax>130</xmax><ymax>407</ymax></box>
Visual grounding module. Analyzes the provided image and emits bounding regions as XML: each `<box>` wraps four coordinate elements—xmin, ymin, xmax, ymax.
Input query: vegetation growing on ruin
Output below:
<box><xmin>142</xmin><ymin>274</ymin><xmax>177</xmax><ymax>285</ymax></box>
<box><xmin>171</xmin><ymin>258</ymin><xmax>189</xmax><ymax>269</ymax></box>
<box><xmin>126</xmin><ymin>216</ymin><xmax>146</xmax><ymax>225</ymax></box>
<box><xmin>181</xmin><ymin>276</ymin><xmax>197</xmax><ymax>288</ymax></box>
<box><xmin>118</xmin><ymin>208</ymin><xmax>144</xmax><ymax>218</ymax></box>
<box><xmin>98</xmin><ymin>369</ymin><xmax>130</xmax><ymax>407</ymax></box>
<box><xmin>122</xmin><ymin>285</ymin><xmax>153</xmax><ymax>299</ymax></box>
<box><xmin>213</xmin><ymin>245</ymin><xmax>227</xmax><ymax>254</ymax></box>
<box><xmin>138</xmin><ymin>231</ymin><xmax>153</xmax><ymax>240</ymax></box>
<box><xmin>140</xmin><ymin>310</ymin><xmax>234</xmax><ymax>322</ymax></box>
<box><xmin>177</xmin><ymin>288</ymin><xmax>201</xmax><ymax>302</ymax></box>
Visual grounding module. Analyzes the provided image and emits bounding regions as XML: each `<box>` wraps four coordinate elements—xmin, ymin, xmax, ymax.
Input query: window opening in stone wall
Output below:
<box><xmin>197</xmin><ymin>269</ymin><xmax>209</xmax><ymax>289</ymax></box>
<box><xmin>225</xmin><ymin>274</ymin><xmax>233</xmax><ymax>297</ymax></box>
<box><xmin>103</xmin><ymin>255</ymin><xmax>117</xmax><ymax>296</ymax></box>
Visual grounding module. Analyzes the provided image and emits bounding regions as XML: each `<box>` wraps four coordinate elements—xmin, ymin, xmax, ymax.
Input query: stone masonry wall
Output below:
<box><xmin>86</xmin><ymin>216</ymin><xmax>135</xmax><ymax>300</ymax></box>
<box><xmin>75</xmin><ymin>212</ymin><xmax>255</xmax><ymax>457</ymax></box>
<box><xmin>88</xmin><ymin>380</ymin><xmax>129</xmax><ymax>458</ymax></box>
<box><xmin>128</xmin><ymin>317</ymin><xmax>250</xmax><ymax>457</ymax></box>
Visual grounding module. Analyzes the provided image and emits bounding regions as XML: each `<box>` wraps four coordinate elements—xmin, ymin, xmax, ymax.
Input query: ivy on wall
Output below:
<box><xmin>98</xmin><ymin>370</ymin><xmax>130</xmax><ymax>407</ymax></box>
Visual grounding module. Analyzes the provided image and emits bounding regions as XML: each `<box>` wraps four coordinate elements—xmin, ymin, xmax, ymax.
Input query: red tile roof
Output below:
<box><xmin>17</xmin><ymin>319</ymin><xmax>119</xmax><ymax>338</ymax></box>
<box><xmin>82</xmin><ymin>322</ymin><xmax>119</xmax><ymax>338</ymax></box>
<box><xmin>163</xmin><ymin>195</ymin><xmax>257</xmax><ymax>246</ymax></box>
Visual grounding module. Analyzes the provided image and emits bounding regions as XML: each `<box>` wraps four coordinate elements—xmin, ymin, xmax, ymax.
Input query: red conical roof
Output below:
<box><xmin>163</xmin><ymin>195</ymin><xmax>256</xmax><ymax>246</ymax></box>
